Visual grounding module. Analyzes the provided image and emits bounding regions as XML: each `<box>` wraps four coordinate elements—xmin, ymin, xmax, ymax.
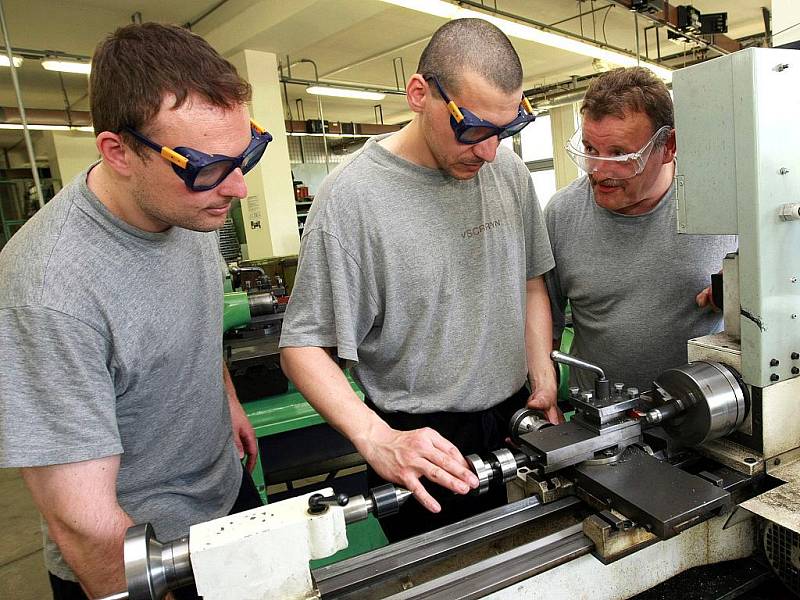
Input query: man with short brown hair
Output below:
<box><xmin>545</xmin><ymin>66</ymin><xmax>737</xmax><ymax>392</ymax></box>
<box><xmin>0</xmin><ymin>22</ymin><xmax>266</xmax><ymax>599</ymax></box>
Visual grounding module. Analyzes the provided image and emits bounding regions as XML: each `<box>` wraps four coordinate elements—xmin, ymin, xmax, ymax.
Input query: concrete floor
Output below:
<box><xmin>0</xmin><ymin>468</ymin><xmax>52</xmax><ymax>600</ymax></box>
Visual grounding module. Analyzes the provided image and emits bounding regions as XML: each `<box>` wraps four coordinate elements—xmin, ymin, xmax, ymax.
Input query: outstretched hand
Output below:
<box><xmin>359</xmin><ymin>425</ymin><xmax>479</xmax><ymax>513</ymax></box>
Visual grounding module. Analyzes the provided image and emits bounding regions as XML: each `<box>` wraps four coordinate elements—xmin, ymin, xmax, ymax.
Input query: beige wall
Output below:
<box><xmin>229</xmin><ymin>49</ymin><xmax>300</xmax><ymax>259</ymax></box>
<box><xmin>41</xmin><ymin>131</ymin><xmax>98</xmax><ymax>185</ymax></box>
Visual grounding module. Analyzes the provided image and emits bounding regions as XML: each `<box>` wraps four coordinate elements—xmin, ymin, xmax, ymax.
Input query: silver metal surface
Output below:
<box><xmin>123</xmin><ymin>523</ymin><xmax>193</xmax><ymax>600</ymax></box>
<box><xmin>385</xmin><ymin>524</ymin><xmax>592</xmax><ymax>599</ymax></box>
<box><xmin>573</xmin><ymin>446</ymin><xmax>731</xmax><ymax>539</ymax></box>
<box><xmin>247</xmin><ymin>291</ymin><xmax>278</xmax><ymax>316</ymax></box>
<box><xmin>466</xmin><ymin>454</ymin><xmax>491</xmax><ymax>495</ymax></box>
<box><xmin>490</xmin><ymin>448</ymin><xmax>519</xmax><ymax>483</ymax></box>
<box><xmin>518</xmin><ymin>419</ymin><xmax>642</xmax><ymax>473</ymax></box>
<box><xmin>655</xmin><ymin>361</ymin><xmax>747</xmax><ymax>447</ymax></box>
<box><xmin>509</xmin><ymin>408</ymin><xmax>551</xmax><ymax>444</ymax></box>
<box><xmin>315</xmin><ymin>496</ymin><xmax>580</xmax><ymax>599</ymax></box>
<box><xmin>551</xmin><ymin>350</ymin><xmax>605</xmax><ymax>379</ymax></box>
<box><xmin>343</xmin><ymin>495</ymin><xmax>371</xmax><ymax>524</ymax></box>
<box><xmin>96</xmin><ymin>593</ymin><xmax>130</xmax><ymax>600</ymax></box>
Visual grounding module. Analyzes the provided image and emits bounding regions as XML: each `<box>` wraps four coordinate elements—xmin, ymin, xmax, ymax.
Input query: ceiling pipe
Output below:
<box><xmin>0</xmin><ymin>107</ymin><xmax>92</xmax><ymax>126</ymax></box>
<box><xmin>0</xmin><ymin>0</ymin><xmax>44</xmax><ymax>206</ymax></box>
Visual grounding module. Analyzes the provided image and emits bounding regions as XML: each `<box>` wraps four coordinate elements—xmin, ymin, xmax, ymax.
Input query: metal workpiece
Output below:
<box><xmin>573</xmin><ymin>446</ymin><xmax>731</xmax><ymax>539</ymax></box>
<box><xmin>466</xmin><ymin>454</ymin><xmax>492</xmax><ymax>495</ymax></box>
<box><xmin>654</xmin><ymin>361</ymin><xmax>748</xmax><ymax>447</ymax></box>
<box><xmin>466</xmin><ymin>448</ymin><xmax>530</xmax><ymax>495</ymax></box>
<box><xmin>122</xmin><ymin>523</ymin><xmax>192</xmax><ymax>600</ymax></box>
<box><xmin>314</xmin><ymin>496</ymin><xmax>582</xmax><ymax>599</ymax></box>
<box><xmin>551</xmin><ymin>351</ymin><xmax>611</xmax><ymax>400</ymax></box>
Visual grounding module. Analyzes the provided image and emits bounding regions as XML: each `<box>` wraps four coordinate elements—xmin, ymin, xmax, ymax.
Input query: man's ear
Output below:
<box><xmin>96</xmin><ymin>131</ymin><xmax>137</xmax><ymax>176</ymax></box>
<box><xmin>662</xmin><ymin>128</ymin><xmax>677</xmax><ymax>164</ymax></box>
<box><xmin>405</xmin><ymin>74</ymin><xmax>429</xmax><ymax>114</ymax></box>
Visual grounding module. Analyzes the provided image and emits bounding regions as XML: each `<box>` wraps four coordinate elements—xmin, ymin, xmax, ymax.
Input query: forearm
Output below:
<box><xmin>280</xmin><ymin>347</ymin><xmax>391</xmax><ymax>454</ymax></box>
<box><xmin>223</xmin><ymin>362</ymin><xmax>239</xmax><ymax>407</ymax></box>
<box><xmin>526</xmin><ymin>277</ymin><xmax>557</xmax><ymax>392</ymax></box>
<box><xmin>50</xmin><ymin>506</ymin><xmax>133</xmax><ymax>596</ymax></box>
<box><xmin>22</xmin><ymin>460</ymin><xmax>133</xmax><ymax>597</ymax></box>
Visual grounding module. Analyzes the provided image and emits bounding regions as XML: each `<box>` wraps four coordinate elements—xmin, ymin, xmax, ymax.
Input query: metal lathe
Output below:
<box><xmin>102</xmin><ymin>47</ymin><xmax>800</xmax><ymax>600</ymax></box>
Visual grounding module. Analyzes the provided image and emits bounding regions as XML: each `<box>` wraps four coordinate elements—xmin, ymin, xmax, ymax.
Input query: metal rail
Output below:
<box><xmin>388</xmin><ymin>524</ymin><xmax>592</xmax><ymax>599</ymax></box>
<box><xmin>315</xmin><ymin>495</ymin><xmax>582</xmax><ymax>598</ymax></box>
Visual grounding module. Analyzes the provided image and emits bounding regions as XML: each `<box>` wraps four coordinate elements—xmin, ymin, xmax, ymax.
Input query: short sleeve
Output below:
<box><xmin>279</xmin><ymin>229</ymin><xmax>380</xmax><ymax>362</ymax></box>
<box><xmin>521</xmin><ymin>167</ymin><xmax>555</xmax><ymax>279</ymax></box>
<box><xmin>0</xmin><ymin>306</ymin><xmax>121</xmax><ymax>467</ymax></box>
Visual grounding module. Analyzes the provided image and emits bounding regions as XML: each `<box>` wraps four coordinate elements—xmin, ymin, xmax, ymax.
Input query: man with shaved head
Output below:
<box><xmin>280</xmin><ymin>18</ymin><xmax>559</xmax><ymax>541</ymax></box>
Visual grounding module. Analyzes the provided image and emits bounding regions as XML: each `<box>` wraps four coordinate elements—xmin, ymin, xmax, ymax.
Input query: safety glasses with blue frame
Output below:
<box><xmin>124</xmin><ymin>120</ymin><xmax>272</xmax><ymax>192</ymax></box>
<box><xmin>424</xmin><ymin>74</ymin><xmax>536</xmax><ymax>145</ymax></box>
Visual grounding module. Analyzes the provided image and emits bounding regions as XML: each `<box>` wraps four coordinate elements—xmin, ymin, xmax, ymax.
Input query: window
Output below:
<box><xmin>520</xmin><ymin>115</ymin><xmax>552</xmax><ymax>162</ymax></box>
<box><xmin>530</xmin><ymin>169</ymin><xmax>557</xmax><ymax>208</ymax></box>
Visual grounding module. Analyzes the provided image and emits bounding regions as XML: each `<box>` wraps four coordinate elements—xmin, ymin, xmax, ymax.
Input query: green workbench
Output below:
<box><xmin>244</xmin><ymin>372</ymin><xmax>388</xmax><ymax>567</ymax></box>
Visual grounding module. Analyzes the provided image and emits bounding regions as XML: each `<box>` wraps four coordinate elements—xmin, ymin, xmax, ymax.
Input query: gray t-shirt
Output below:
<box><xmin>280</xmin><ymin>136</ymin><xmax>555</xmax><ymax>413</ymax></box>
<box><xmin>0</xmin><ymin>166</ymin><xmax>241</xmax><ymax>580</ymax></box>
<box><xmin>544</xmin><ymin>175</ymin><xmax>738</xmax><ymax>392</ymax></box>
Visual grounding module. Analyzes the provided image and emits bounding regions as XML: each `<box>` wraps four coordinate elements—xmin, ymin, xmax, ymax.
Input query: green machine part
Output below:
<box><xmin>244</xmin><ymin>373</ymin><xmax>389</xmax><ymax>566</ymax></box>
<box><xmin>223</xmin><ymin>291</ymin><xmax>251</xmax><ymax>333</ymax></box>
<box><xmin>557</xmin><ymin>327</ymin><xmax>574</xmax><ymax>401</ymax></box>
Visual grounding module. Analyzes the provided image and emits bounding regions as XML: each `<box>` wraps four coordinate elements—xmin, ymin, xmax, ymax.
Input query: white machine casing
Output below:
<box><xmin>674</xmin><ymin>48</ymin><xmax>800</xmax><ymax>535</ymax></box>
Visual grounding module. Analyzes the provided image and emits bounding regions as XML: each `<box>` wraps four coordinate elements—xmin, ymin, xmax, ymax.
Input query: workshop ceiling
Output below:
<box><xmin>0</xmin><ymin>0</ymin><xmax>770</xmax><ymax>151</ymax></box>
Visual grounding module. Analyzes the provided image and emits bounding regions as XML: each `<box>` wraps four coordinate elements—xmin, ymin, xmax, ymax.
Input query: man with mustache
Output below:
<box><xmin>0</xmin><ymin>23</ymin><xmax>264</xmax><ymax>599</ymax></box>
<box><xmin>280</xmin><ymin>18</ymin><xmax>559</xmax><ymax>542</ymax></box>
<box><xmin>545</xmin><ymin>66</ymin><xmax>737</xmax><ymax>394</ymax></box>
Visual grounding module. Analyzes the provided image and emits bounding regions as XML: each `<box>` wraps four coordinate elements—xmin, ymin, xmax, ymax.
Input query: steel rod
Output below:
<box><xmin>0</xmin><ymin>0</ymin><xmax>44</xmax><ymax>208</ymax></box>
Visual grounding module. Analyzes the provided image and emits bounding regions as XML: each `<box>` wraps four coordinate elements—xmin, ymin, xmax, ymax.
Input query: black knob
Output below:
<box><xmin>308</xmin><ymin>492</ymin><xmax>349</xmax><ymax>514</ymax></box>
<box><xmin>792</xmin><ymin>367</ymin><xmax>799</xmax><ymax>375</ymax></box>
<box><xmin>792</xmin><ymin>352</ymin><xmax>799</xmax><ymax>360</ymax></box>
<box><xmin>770</xmin><ymin>359</ymin><xmax>780</xmax><ymax>367</ymax></box>
<box><xmin>770</xmin><ymin>374</ymin><xmax>780</xmax><ymax>382</ymax></box>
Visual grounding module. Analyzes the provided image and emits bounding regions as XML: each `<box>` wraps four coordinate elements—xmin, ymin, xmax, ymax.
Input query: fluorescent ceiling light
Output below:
<box><xmin>41</xmin><ymin>59</ymin><xmax>91</xmax><ymax>75</ymax></box>
<box><xmin>306</xmin><ymin>86</ymin><xmax>386</xmax><ymax>101</ymax></box>
<box><xmin>0</xmin><ymin>54</ymin><xmax>23</xmax><ymax>68</ymax></box>
<box><xmin>378</xmin><ymin>0</ymin><xmax>672</xmax><ymax>81</ymax></box>
<box><xmin>0</xmin><ymin>123</ymin><xmax>94</xmax><ymax>132</ymax></box>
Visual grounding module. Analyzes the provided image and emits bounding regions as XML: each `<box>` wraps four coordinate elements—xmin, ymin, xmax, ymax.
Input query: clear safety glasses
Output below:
<box><xmin>565</xmin><ymin>124</ymin><xmax>672</xmax><ymax>180</ymax></box>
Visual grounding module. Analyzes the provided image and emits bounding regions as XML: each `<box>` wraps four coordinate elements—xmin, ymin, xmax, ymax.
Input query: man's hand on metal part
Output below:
<box><xmin>360</xmin><ymin>423</ymin><xmax>480</xmax><ymax>513</ymax></box>
<box><xmin>527</xmin><ymin>384</ymin><xmax>564</xmax><ymax>425</ymax></box>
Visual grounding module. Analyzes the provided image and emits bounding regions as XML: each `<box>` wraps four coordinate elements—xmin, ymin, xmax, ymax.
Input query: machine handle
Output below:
<box><xmin>550</xmin><ymin>351</ymin><xmax>606</xmax><ymax>379</ymax></box>
<box><xmin>550</xmin><ymin>351</ymin><xmax>610</xmax><ymax>401</ymax></box>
